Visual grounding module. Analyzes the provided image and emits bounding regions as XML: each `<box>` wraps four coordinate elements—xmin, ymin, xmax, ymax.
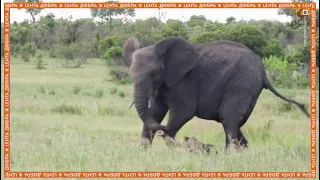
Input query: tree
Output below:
<box><xmin>230</xmin><ymin>24</ymin><xmax>267</xmax><ymax>56</ymax></box>
<box><xmin>90</xmin><ymin>1</ymin><xmax>135</xmax><ymax>30</ymax></box>
<box><xmin>263</xmin><ymin>39</ymin><xmax>285</xmax><ymax>58</ymax></box>
<box><xmin>14</xmin><ymin>0</ymin><xmax>43</xmax><ymax>23</ymax></box>
<box><xmin>193</xmin><ymin>25</ymin><xmax>231</xmax><ymax>43</ymax></box>
<box><xmin>226</xmin><ymin>16</ymin><xmax>236</xmax><ymax>24</ymax></box>
<box><xmin>128</xmin><ymin>18</ymin><xmax>163</xmax><ymax>46</ymax></box>
<box><xmin>161</xmin><ymin>19</ymin><xmax>188</xmax><ymax>39</ymax></box>
<box><xmin>186</xmin><ymin>15</ymin><xmax>210</xmax><ymax>28</ymax></box>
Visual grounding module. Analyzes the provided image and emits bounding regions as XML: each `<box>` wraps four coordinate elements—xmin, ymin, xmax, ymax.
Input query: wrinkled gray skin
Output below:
<box><xmin>122</xmin><ymin>36</ymin><xmax>310</xmax><ymax>151</ymax></box>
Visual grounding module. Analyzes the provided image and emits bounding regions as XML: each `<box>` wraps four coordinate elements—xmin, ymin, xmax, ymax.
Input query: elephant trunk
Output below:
<box><xmin>133</xmin><ymin>81</ymin><xmax>169</xmax><ymax>132</ymax></box>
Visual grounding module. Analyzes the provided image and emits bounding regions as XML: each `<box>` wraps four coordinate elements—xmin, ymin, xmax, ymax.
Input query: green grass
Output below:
<box><xmin>1</xmin><ymin>57</ymin><xmax>319</xmax><ymax>180</ymax></box>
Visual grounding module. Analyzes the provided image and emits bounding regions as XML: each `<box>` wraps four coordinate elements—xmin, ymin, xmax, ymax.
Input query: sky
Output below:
<box><xmin>1</xmin><ymin>0</ymin><xmax>319</xmax><ymax>23</ymax></box>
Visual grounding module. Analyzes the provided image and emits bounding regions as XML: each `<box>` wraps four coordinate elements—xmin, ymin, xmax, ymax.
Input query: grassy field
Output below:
<box><xmin>1</xmin><ymin>57</ymin><xmax>319</xmax><ymax>180</ymax></box>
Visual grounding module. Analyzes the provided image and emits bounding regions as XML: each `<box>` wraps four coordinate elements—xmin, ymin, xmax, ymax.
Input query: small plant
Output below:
<box><xmin>104</xmin><ymin>46</ymin><xmax>123</xmax><ymax>67</ymax></box>
<box><xmin>51</xmin><ymin>103</ymin><xmax>82</xmax><ymax>115</ymax></box>
<box><xmin>21</xmin><ymin>53</ymin><xmax>30</xmax><ymax>62</ymax></box>
<box><xmin>39</xmin><ymin>86</ymin><xmax>46</xmax><ymax>94</ymax></box>
<box><xmin>118</xmin><ymin>91</ymin><xmax>125</xmax><ymax>97</ymax></box>
<box><xmin>97</xmin><ymin>105</ymin><xmax>125</xmax><ymax>116</ymax></box>
<box><xmin>72</xmin><ymin>86</ymin><xmax>81</xmax><ymax>94</ymax></box>
<box><xmin>20</xmin><ymin>42</ymin><xmax>37</xmax><ymax>62</ymax></box>
<box><xmin>108</xmin><ymin>66</ymin><xmax>132</xmax><ymax>85</ymax></box>
<box><xmin>94</xmin><ymin>89</ymin><xmax>104</xmax><ymax>98</ymax></box>
<box><xmin>53</xmin><ymin>43</ymin><xmax>87</xmax><ymax>68</ymax></box>
<box><xmin>263</xmin><ymin>119</ymin><xmax>274</xmax><ymax>131</ymax></box>
<box><xmin>110</xmin><ymin>87</ymin><xmax>118</xmax><ymax>95</ymax></box>
<box><xmin>277</xmin><ymin>92</ymin><xmax>296</xmax><ymax>114</ymax></box>
<box><xmin>48</xmin><ymin>89</ymin><xmax>55</xmax><ymax>96</ymax></box>
<box><xmin>35</xmin><ymin>51</ymin><xmax>46</xmax><ymax>70</ymax></box>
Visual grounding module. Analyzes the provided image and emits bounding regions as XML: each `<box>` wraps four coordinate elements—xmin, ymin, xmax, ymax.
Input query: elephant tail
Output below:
<box><xmin>263</xmin><ymin>77</ymin><xmax>310</xmax><ymax>118</ymax></box>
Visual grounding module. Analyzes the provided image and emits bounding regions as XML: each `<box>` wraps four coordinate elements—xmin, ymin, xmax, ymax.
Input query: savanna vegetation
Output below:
<box><xmin>1</xmin><ymin>0</ymin><xmax>319</xmax><ymax>179</ymax></box>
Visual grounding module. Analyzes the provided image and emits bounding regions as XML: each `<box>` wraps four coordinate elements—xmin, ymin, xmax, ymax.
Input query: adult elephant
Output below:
<box><xmin>122</xmin><ymin>36</ymin><xmax>310</xmax><ymax>151</ymax></box>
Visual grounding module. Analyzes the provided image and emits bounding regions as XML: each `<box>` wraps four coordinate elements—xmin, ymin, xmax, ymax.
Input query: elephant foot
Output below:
<box><xmin>224</xmin><ymin>140</ymin><xmax>248</xmax><ymax>154</ymax></box>
<box><xmin>139</xmin><ymin>138</ymin><xmax>152</xmax><ymax>151</ymax></box>
<box><xmin>156</xmin><ymin>130</ymin><xmax>178</xmax><ymax>149</ymax></box>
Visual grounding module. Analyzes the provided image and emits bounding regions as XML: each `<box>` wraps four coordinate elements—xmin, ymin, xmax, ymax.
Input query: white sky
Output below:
<box><xmin>1</xmin><ymin>0</ymin><xmax>319</xmax><ymax>23</ymax></box>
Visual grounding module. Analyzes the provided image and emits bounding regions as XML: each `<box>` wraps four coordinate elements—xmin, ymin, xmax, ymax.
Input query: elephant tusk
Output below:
<box><xmin>148</xmin><ymin>96</ymin><xmax>153</xmax><ymax>108</ymax></box>
<box><xmin>128</xmin><ymin>101</ymin><xmax>134</xmax><ymax>109</ymax></box>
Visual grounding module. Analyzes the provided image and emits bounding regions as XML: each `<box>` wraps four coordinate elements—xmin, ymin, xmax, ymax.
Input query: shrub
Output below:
<box><xmin>262</xmin><ymin>39</ymin><xmax>284</xmax><ymax>58</ymax></box>
<box><xmin>107</xmin><ymin>66</ymin><xmax>132</xmax><ymax>85</ymax></box>
<box><xmin>104</xmin><ymin>46</ymin><xmax>123</xmax><ymax>67</ymax></box>
<box><xmin>72</xmin><ymin>41</ymin><xmax>93</xmax><ymax>64</ymax></box>
<box><xmin>53</xmin><ymin>43</ymin><xmax>90</xmax><ymax>68</ymax></box>
<box><xmin>53</xmin><ymin>44</ymin><xmax>76</xmax><ymax>67</ymax></box>
<box><xmin>94</xmin><ymin>89</ymin><xmax>104</xmax><ymax>98</ymax></box>
<box><xmin>98</xmin><ymin>35</ymin><xmax>123</xmax><ymax>58</ymax></box>
<box><xmin>12</xmin><ymin>44</ymin><xmax>22</xmax><ymax>57</ymax></box>
<box><xmin>20</xmin><ymin>42</ymin><xmax>37</xmax><ymax>62</ymax></box>
<box><xmin>263</xmin><ymin>55</ymin><xmax>300</xmax><ymax>88</ymax></box>
<box><xmin>21</xmin><ymin>52</ymin><xmax>30</xmax><ymax>62</ymax></box>
<box><xmin>97</xmin><ymin>105</ymin><xmax>126</xmax><ymax>116</ymax></box>
<box><xmin>109</xmin><ymin>87</ymin><xmax>118</xmax><ymax>95</ymax></box>
<box><xmin>48</xmin><ymin>89</ymin><xmax>56</xmax><ymax>96</ymax></box>
<box><xmin>51</xmin><ymin>103</ymin><xmax>82</xmax><ymax>115</ymax></box>
<box><xmin>35</xmin><ymin>51</ymin><xmax>46</xmax><ymax>70</ymax></box>
<box><xmin>277</xmin><ymin>92</ymin><xmax>296</xmax><ymax>115</ymax></box>
<box><xmin>39</xmin><ymin>86</ymin><xmax>46</xmax><ymax>94</ymax></box>
<box><xmin>118</xmin><ymin>91</ymin><xmax>125</xmax><ymax>97</ymax></box>
<box><xmin>72</xmin><ymin>86</ymin><xmax>81</xmax><ymax>94</ymax></box>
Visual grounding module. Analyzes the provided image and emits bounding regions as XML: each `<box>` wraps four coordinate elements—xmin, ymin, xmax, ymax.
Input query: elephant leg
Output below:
<box><xmin>236</xmin><ymin>94</ymin><xmax>260</xmax><ymax>149</ymax></box>
<box><xmin>222</xmin><ymin>123</ymin><xmax>241</xmax><ymax>151</ymax></box>
<box><xmin>237</xmin><ymin>129</ymin><xmax>248</xmax><ymax>148</ymax></box>
<box><xmin>219</xmin><ymin>92</ymin><xmax>252</xmax><ymax>152</ymax></box>
<box><xmin>140</xmin><ymin>95</ymin><xmax>168</xmax><ymax>150</ymax></box>
<box><xmin>161</xmin><ymin>104</ymin><xmax>196</xmax><ymax>148</ymax></box>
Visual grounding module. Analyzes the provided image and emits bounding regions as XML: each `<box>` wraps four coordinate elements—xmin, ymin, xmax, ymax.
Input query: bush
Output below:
<box><xmin>118</xmin><ymin>91</ymin><xmax>125</xmax><ymax>97</ymax></box>
<box><xmin>51</xmin><ymin>103</ymin><xmax>83</xmax><ymax>115</ymax></box>
<box><xmin>284</xmin><ymin>44</ymin><xmax>309</xmax><ymax>65</ymax></box>
<box><xmin>12</xmin><ymin>44</ymin><xmax>22</xmax><ymax>57</ymax></box>
<box><xmin>264</xmin><ymin>55</ymin><xmax>309</xmax><ymax>88</ymax></box>
<box><xmin>21</xmin><ymin>52</ymin><xmax>30</xmax><ymax>62</ymax></box>
<box><xmin>263</xmin><ymin>56</ymin><xmax>296</xmax><ymax>88</ymax></box>
<box><xmin>72</xmin><ymin>86</ymin><xmax>81</xmax><ymax>94</ymax></box>
<box><xmin>230</xmin><ymin>24</ymin><xmax>266</xmax><ymax>56</ymax></box>
<box><xmin>94</xmin><ymin>89</ymin><xmax>104</xmax><ymax>98</ymax></box>
<box><xmin>192</xmin><ymin>26</ymin><xmax>230</xmax><ymax>43</ymax></box>
<box><xmin>262</xmin><ymin>39</ymin><xmax>284</xmax><ymax>58</ymax></box>
<box><xmin>53</xmin><ymin>43</ymin><xmax>87</xmax><ymax>68</ymax></box>
<box><xmin>277</xmin><ymin>92</ymin><xmax>296</xmax><ymax>115</ymax></box>
<box><xmin>20</xmin><ymin>42</ymin><xmax>37</xmax><ymax>62</ymax></box>
<box><xmin>53</xmin><ymin>44</ymin><xmax>75</xmax><ymax>67</ymax></box>
<box><xmin>107</xmin><ymin>66</ymin><xmax>132</xmax><ymax>85</ymax></box>
<box><xmin>98</xmin><ymin>35</ymin><xmax>124</xmax><ymax>58</ymax></box>
<box><xmin>104</xmin><ymin>46</ymin><xmax>123</xmax><ymax>67</ymax></box>
<box><xmin>72</xmin><ymin>41</ymin><xmax>93</xmax><ymax>64</ymax></box>
<box><xmin>109</xmin><ymin>87</ymin><xmax>118</xmax><ymax>95</ymax></box>
<box><xmin>35</xmin><ymin>51</ymin><xmax>46</xmax><ymax>70</ymax></box>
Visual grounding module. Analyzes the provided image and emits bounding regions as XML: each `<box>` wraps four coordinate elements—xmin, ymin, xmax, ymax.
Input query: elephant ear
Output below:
<box><xmin>122</xmin><ymin>36</ymin><xmax>141</xmax><ymax>67</ymax></box>
<box><xmin>154</xmin><ymin>37</ymin><xmax>199</xmax><ymax>87</ymax></box>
